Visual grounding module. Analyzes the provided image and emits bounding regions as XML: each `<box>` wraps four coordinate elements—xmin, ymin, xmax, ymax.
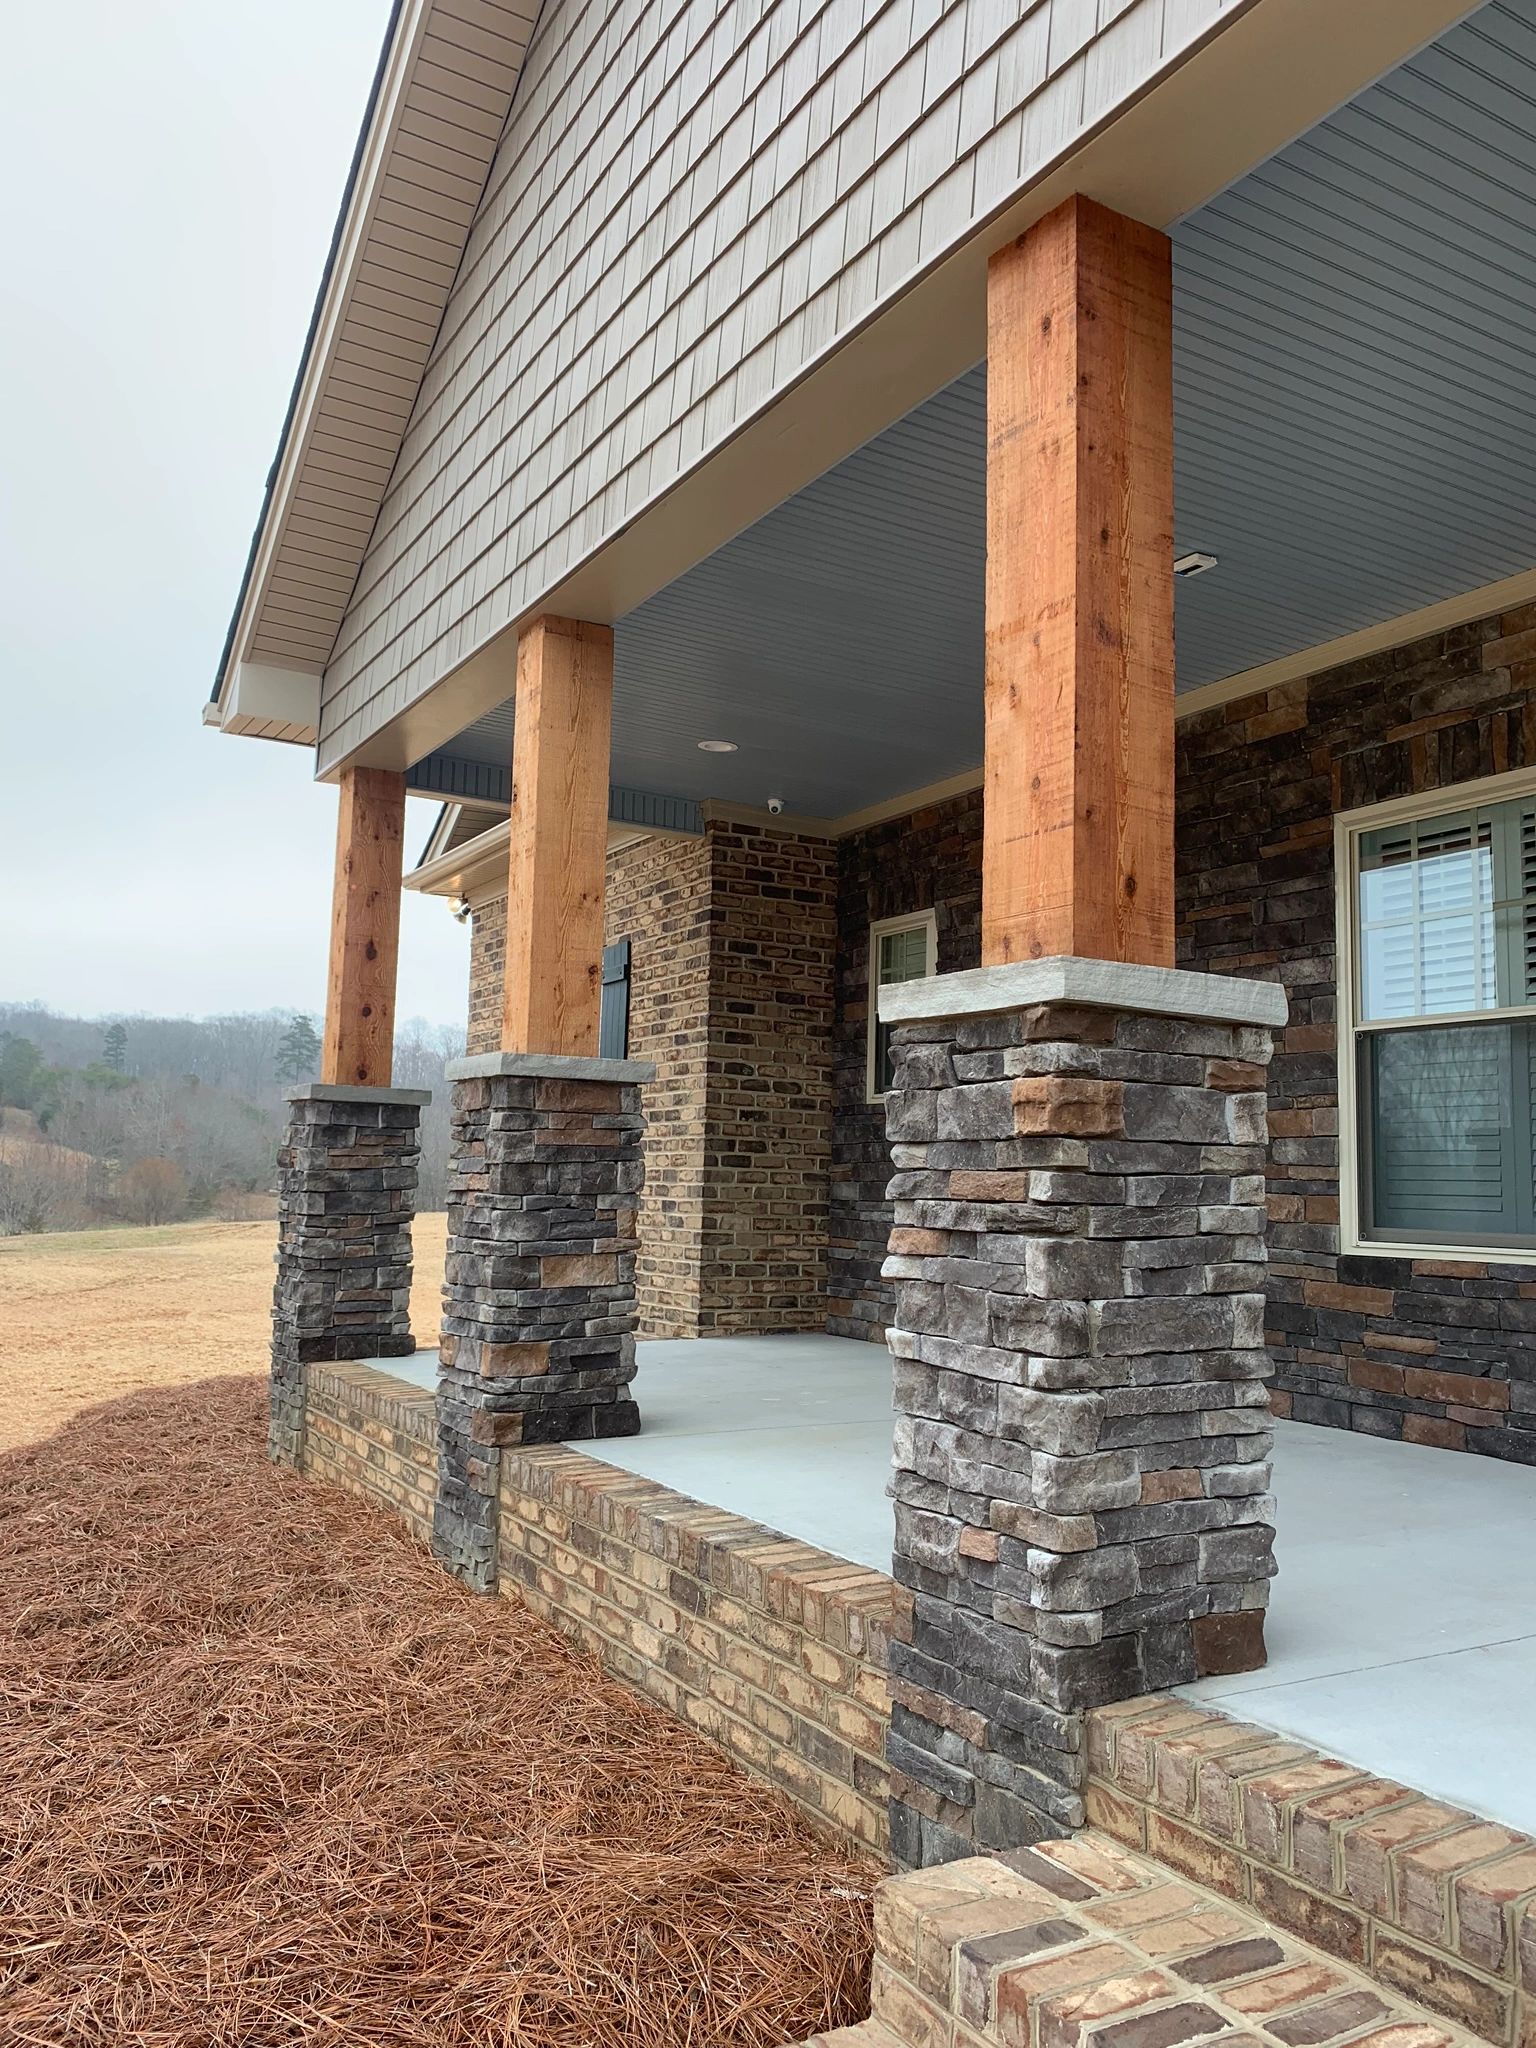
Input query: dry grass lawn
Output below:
<box><xmin>0</xmin><ymin>1213</ymin><xmax>449</xmax><ymax>1450</ymax></box>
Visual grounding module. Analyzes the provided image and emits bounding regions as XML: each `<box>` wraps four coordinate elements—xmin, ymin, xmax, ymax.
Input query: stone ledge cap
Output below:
<box><xmin>446</xmin><ymin>1051</ymin><xmax>657</xmax><ymax>1083</ymax></box>
<box><xmin>287</xmin><ymin>1082</ymin><xmax>433</xmax><ymax>1105</ymax></box>
<box><xmin>877</xmin><ymin>957</ymin><xmax>1287</xmax><ymax>1029</ymax></box>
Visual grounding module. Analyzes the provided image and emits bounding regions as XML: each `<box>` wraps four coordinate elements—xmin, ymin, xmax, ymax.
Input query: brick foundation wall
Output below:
<box><xmin>499</xmin><ymin>1443</ymin><xmax>896</xmax><ymax>1855</ymax></box>
<box><xmin>830</xmin><ymin>790</ymin><xmax>983</xmax><ymax>1342</ymax></box>
<box><xmin>297</xmin><ymin>1361</ymin><xmax>898</xmax><ymax>1857</ymax></box>
<box><xmin>1177</xmin><ymin>609</ymin><xmax>1536</xmax><ymax>1462</ymax></box>
<box><xmin>303</xmin><ymin>1363</ymin><xmax>438</xmax><ymax>1544</ymax></box>
<box><xmin>466</xmin><ymin>820</ymin><xmax>835</xmax><ymax>1336</ymax></box>
<box><xmin>1086</xmin><ymin>1694</ymin><xmax>1536</xmax><ymax>2047</ymax></box>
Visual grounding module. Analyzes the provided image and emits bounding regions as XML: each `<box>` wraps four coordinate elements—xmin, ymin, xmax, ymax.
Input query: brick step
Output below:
<box><xmin>806</xmin><ymin>1830</ymin><xmax>1510</xmax><ymax>2048</ymax></box>
<box><xmin>797</xmin><ymin>2022</ymin><xmax>906</xmax><ymax>2046</ymax></box>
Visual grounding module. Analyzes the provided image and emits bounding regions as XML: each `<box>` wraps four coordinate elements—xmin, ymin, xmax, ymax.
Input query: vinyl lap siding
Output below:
<box><xmin>320</xmin><ymin>0</ymin><xmax>1238</xmax><ymax>768</ymax></box>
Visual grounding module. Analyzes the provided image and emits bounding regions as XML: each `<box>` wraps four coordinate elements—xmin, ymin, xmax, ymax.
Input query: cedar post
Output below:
<box><xmin>879</xmin><ymin>197</ymin><xmax>1279</xmax><ymax>1869</ymax></box>
<box><xmin>320</xmin><ymin>765</ymin><xmax>406</xmax><ymax>1087</ymax></box>
<box><xmin>983</xmin><ymin>193</ymin><xmax>1175</xmax><ymax>969</ymax></box>
<box><xmin>501</xmin><ymin>615</ymin><xmax>615</xmax><ymax>1056</ymax></box>
<box><xmin>435</xmin><ymin>613</ymin><xmax>642</xmax><ymax>1592</ymax></box>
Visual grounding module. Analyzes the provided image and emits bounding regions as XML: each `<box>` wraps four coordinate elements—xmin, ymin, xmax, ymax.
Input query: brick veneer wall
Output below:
<box><xmin>1086</xmin><ymin>1694</ymin><xmax>1536</xmax><ymax>2047</ymax></box>
<box><xmin>701</xmin><ymin>821</ymin><xmax>837</xmax><ymax>1331</ymax></box>
<box><xmin>1177</xmin><ymin>609</ymin><xmax>1536</xmax><ymax>1463</ymax></box>
<box><xmin>298</xmin><ymin>1360</ymin><xmax>898</xmax><ymax>1856</ymax></box>
<box><xmin>499</xmin><ymin>1442</ymin><xmax>896</xmax><ymax>1856</ymax></box>
<box><xmin>607</xmin><ymin>835</ymin><xmax>714</xmax><ymax>1333</ymax></box>
<box><xmin>828</xmin><ymin>615</ymin><xmax>1536</xmax><ymax>1459</ymax></box>
<box><xmin>465</xmin><ymin>820</ymin><xmax>835</xmax><ymax>1336</ymax></box>
<box><xmin>830</xmin><ymin>790</ymin><xmax>983</xmax><ymax>1341</ymax></box>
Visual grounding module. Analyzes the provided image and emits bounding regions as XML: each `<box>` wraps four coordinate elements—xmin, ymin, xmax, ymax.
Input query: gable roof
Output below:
<box><xmin>208</xmin><ymin>0</ymin><xmax>537</xmax><ymax>740</ymax></box>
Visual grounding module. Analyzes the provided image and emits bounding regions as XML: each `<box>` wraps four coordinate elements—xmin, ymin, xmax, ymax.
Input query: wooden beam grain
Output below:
<box><xmin>321</xmin><ymin>765</ymin><xmax>406</xmax><ymax>1088</ymax></box>
<box><xmin>501</xmin><ymin>616</ymin><xmax>614</xmax><ymax>1057</ymax></box>
<box><xmin>983</xmin><ymin>194</ymin><xmax>1175</xmax><ymax>969</ymax></box>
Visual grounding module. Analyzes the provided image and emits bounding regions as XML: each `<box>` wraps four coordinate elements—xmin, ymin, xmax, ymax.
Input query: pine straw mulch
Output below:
<box><xmin>0</xmin><ymin>1377</ymin><xmax>878</xmax><ymax>2047</ymax></box>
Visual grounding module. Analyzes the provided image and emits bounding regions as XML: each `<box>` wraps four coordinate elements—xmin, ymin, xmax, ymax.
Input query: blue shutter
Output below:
<box><xmin>599</xmin><ymin>940</ymin><xmax>630</xmax><ymax>1060</ymax></box>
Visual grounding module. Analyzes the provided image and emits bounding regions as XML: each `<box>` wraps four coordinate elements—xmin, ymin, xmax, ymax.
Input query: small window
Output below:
<box><xmin>599</xmin><ymin>939</ymin><xmax>630</xmax><ymax>1059</ymax></box>
<box><xmin>868</xmin><ymin>912</ymin><xmax>937</xmax><ymax>1099</ymax></box>
<box><xmin>1341</xmin><ymin>779</ymin><xmax>1536</xmax><ymax>1256</ymax></box>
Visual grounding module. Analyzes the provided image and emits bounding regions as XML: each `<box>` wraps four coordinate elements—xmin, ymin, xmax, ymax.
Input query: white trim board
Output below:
<box><xmin>1333</xmin><ymin>764</ymin><xmax>1536</xmax><ymax>1270</ymax></box>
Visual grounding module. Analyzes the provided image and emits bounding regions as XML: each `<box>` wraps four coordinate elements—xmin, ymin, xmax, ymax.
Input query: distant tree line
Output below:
<box><xmin>0</xmin><ymin>1004</ymin><xmax>463</xmax><ymax>1235</ymax></box>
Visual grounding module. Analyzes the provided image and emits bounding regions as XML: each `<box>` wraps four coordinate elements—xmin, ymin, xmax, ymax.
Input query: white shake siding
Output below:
<box><xmin>319</xmin><ymin>0</ymin><xmax>1239</xmax><ymax>769</ymax></box>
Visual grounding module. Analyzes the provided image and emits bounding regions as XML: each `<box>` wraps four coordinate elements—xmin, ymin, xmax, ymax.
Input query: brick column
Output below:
<box><xmin>877</xmin><ymin>961</ymin><xmax>1287</xmax><ymax>1867</ymax></box>
<box><xmin>432</xmin><ymin>1052</ymin><xmax>652</xmax><ymax>1590</ymax></box>
<box><xmin>270</xmin><ymin>1084</ymin><xmax>429</xmax><ymax>1467</ymax></box>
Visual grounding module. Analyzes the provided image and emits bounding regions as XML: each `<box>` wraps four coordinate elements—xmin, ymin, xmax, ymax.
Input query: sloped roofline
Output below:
<box><xmin>209</xmin><ymin>0</ymin><xmax>404</xmax><ymax>710</ymax></box>
<box><xmin>208</xmin><ymin>0</ymin><xmax>536</xmax><ymax>736</ymax></box>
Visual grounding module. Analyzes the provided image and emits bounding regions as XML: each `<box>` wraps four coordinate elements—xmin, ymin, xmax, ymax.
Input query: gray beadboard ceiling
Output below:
<box><xmin>425</xmin><ymin>0</ymin><xmax>1536</xmax><ymax>822</ymax></box>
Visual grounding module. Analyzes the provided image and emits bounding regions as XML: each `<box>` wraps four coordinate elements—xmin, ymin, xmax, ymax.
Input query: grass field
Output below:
<box><xmin>0</xmin><ymin>1213</ymin><xmax>449</xmax><ymax>1450</ymax></box>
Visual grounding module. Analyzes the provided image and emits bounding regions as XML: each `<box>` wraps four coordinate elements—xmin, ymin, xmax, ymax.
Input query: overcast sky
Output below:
<box><xmin>0</xmin><ymin>0</ymin><xmax>469</xmax><ymax>1030</ymax></box>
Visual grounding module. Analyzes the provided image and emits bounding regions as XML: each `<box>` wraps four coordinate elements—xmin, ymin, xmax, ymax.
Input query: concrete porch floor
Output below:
<box><xmin>379</xmin><ymin>1334</ymin><xmax>1536</xmax><ymax>1834</ymax></box>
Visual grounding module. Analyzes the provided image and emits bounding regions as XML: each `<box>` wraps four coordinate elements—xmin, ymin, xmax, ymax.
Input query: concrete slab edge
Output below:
<box><xmin>287</xmin><ymin>1082</ymin><xmax>433</xmax><ymax>1105</ymax></box>
<box><xmin>877</xmin><ymin>956</ymin><xmax>1288</xmax><ymax>1029</ymax></box>
<box><xmin>445</xmin><ymin>1051</ymin><xmax>657</xmax><ymax>1083</ymax></box>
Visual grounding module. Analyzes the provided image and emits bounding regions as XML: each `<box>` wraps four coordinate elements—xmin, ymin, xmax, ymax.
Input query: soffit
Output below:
<box><xmin>424</xmin><ymin>0</ymin><xmax>1536</xmax><ymax>820</ymax></box>
<box><xmin>214</xmin><ymin>0</ymin><xmax>536</xmax><ymax>700</ymax></box>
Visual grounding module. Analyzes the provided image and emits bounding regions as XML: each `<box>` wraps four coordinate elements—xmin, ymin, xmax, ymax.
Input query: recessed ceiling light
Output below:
<box><xmin>1174</xmin><ymin>551</ymin><xmax>1219</xmax><ymax>579</ymax></box>
<box><xmin>697</xmin><ymin>739</ymin><xmax>738</xmax><ymax>753</ymax></box>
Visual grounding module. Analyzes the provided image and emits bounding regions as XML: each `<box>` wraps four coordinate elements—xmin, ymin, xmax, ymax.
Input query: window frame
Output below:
<box><xmin>866</xmin><ymin>910</ymin><xmax>938</xmax><ymax>1102</ymax></box>
<box><xmin>1335</xmin><ymin>765</ymin><xmax>1536</xmax><ymax>1267</ymax></box>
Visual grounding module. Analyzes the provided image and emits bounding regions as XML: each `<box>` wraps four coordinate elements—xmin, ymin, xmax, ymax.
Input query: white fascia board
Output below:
<box><xmin>217</xmin><ymin>663</ymin><xmax>323</xmax><ymax>745</ymax></box>
<box><xmin>212</xmin><ymin>0</ymin><xmax>434</xmax><ymax>716</ymax></box>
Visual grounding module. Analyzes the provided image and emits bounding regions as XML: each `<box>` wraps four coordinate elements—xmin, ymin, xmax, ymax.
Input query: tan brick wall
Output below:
<box><xmin>303</xmin><ymin>1363</ymin><xmax>438</xmax><ymax>1544</ymax></box>
<box><xmin>466</xmin><ymin>895</ymin><xmax>505</xmax><ymax>1056</ymax></box>
<box><xmin>608</xmin><ymin>833</ymin><xmax>715</xmax><ymax>1335</ymax></box>
<box><xmin>498</xmin><ymin>1443</ymin><xmax>897</xmax><ymax>1857</ymax></box>
<box><xmin>298</xmin><ymin>1363</ymin><xmax>897</xmax><ymax>1859</ymax></box>
<box><xmin>1086</xmin><ymin>1695</ymin><xmax>1536</xmax><ymax>2046</ymax></box>
<box><xmin>701</xmin><ymin>821</ymin><xmax>837</xmax><ymax>1331</ymax></box>
<box><xmin>465</xmin><ymin>821</ymin><xmax>836</xmax><ymax>1335</ymax></box>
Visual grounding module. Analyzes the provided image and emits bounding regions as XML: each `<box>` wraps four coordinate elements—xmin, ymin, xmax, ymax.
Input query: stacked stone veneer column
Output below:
<box><xmin>878</xmin><ymin>967</ymin><xmax>1286</xmax><ymax>1868</ymax></box>
<box><xmin>270</xmin><ymin>1084</ymin><xmax>428</xmax><ymax>1467</ymax></box>
<box><xmin>433</xmin><ymin>1053</ymin><xmax>652</xmax><ymax>1591</ymax></box>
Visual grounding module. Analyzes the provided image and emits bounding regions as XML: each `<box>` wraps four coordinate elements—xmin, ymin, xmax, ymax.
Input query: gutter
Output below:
<box><xmin>207</xmin><ymin>0</ymin><xmax>405</xmax><ymax>708</ymax></box>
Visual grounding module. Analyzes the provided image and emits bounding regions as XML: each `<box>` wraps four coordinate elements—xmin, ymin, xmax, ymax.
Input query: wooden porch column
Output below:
<box><xmin>320</xmin><ymin>765</ymin><xmax>406</xmax><ymax>1088</ymax></box>
<box><xmin>983</xmin><ymin>194</ymin><xmax>1176</xmax><ymax>970</ymax></box>
<box><xmin>501</xmin><ymin>615</ymin><xmax>614</xmax><ymax>1057</ymax></box>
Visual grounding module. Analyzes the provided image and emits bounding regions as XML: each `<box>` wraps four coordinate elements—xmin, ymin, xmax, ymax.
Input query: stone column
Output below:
<box><xmin>877</xmin><ymin>961</ymin><xmax>1287</xmax><ymax>1867</ymax></box>
<box><xmin>270</xmin><ymin>1083</ymin><xmax>429</xmax><ymax>1467</ymax></box>
<box><xmin>432</xmin><ymin>1052</ymin><xmax>652</xmax><ymax>1590</ymax></box>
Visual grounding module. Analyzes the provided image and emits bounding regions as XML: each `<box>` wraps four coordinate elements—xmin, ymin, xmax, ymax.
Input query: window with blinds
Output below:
<box><xmin>868</xmin><ymin>914</ymin><xmax>936</xmax><ymax>1097</ymax></box>
<box><xmin>1354</xmin><ymin>790</ymin><xmax>1536</xmax><ymax>1247</ymax></box>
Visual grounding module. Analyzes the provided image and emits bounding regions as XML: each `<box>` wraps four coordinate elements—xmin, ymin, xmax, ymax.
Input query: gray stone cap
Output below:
<box><xmin>287</xmin><ymin>1082</ymin><xmax>433</xmax><ymax>1105</ymax></box>
<box><xmin>446</xmin><ymin>1051</ymin><xmax>657</xmax><ymax>1083</ymax></box>
<box><xmin>876</xmin><ymin>956</ymin><xmax>1288</xmax><ymax>1029</ymax></box>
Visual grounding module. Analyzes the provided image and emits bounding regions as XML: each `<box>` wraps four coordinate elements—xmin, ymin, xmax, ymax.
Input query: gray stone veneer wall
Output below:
<box><xmin>881</xmin><ymin>998</ymin><xmax>1276</xmax><ymax>1866</ymax></box>
<box><xmin>269</xmin><ymin>1087</ymin><xmax>425</xmax><ymax>1467</ymax></box>
<box><xmin>432</xmin><ymin>1058</ymin><xmax>647</xmax><ymax>1591</ymax></box>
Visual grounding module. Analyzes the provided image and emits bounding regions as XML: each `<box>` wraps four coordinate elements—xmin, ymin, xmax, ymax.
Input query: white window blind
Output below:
<box><xmin>1355</xmin><ymin>790</ymin><xmax>1536</xmax><ymax>1248</ymax></box>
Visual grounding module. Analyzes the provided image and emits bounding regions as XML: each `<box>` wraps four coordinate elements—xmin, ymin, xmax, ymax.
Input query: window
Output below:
<box><xmin>1339</xmin><ymin>775</ymin><xmax>1536</xmax><ymax>1257</ymax></box>
<box><xmin>599</xmin><ymin>939</ymin><xmax>630</xmax><ymax>1059</ymax></box>
<box><xmin>868</xmin><ymin>912</ymin><xmax>937</xmax><ymax>1098</ymax></box>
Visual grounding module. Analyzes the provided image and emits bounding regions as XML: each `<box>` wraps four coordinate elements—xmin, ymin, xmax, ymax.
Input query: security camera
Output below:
<box><xmin>766</xmin><ymin>795</ymin><xmax>785</xmax><ymax>816</ymax></box>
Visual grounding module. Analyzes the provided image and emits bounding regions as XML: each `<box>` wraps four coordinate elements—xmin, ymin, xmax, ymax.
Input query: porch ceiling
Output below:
<box><xmin>424</xmin><ymin>0</ymin><xmax>1536</xmax><ymax>823</ymax></box>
